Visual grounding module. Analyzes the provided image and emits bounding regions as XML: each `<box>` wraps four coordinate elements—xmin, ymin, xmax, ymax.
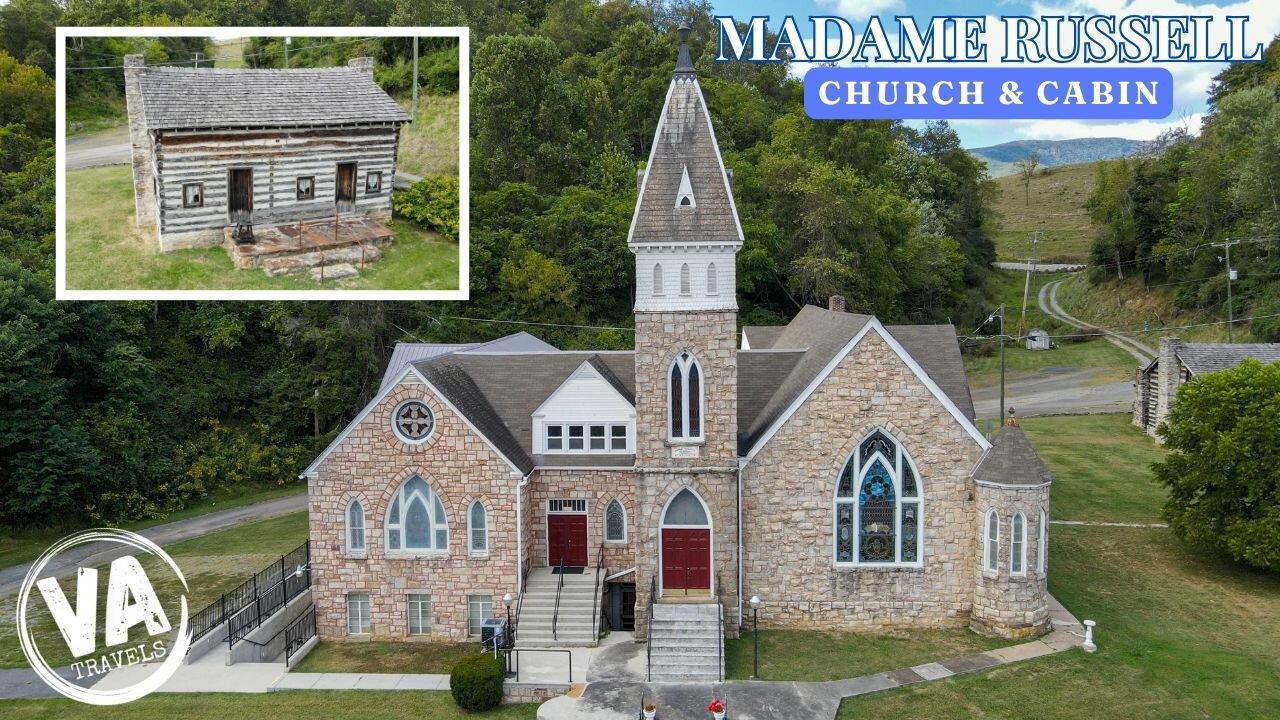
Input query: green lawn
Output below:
<box><xmin>292</xmin><ymin>640</ymin><xmax>478</xmax><ymax>675</ymax></box>
<box><xmin>0</xmin><ymin>511</ymin><xmax>308</xmax><ymax>668</ymax></box>
<box><xmin>838</xmin><ymin>415</ymin><xmax>1280</xmax><ymax>719</ymax></box>
<box><xmin>397</xmin><ymin>93</ymin><xmax>460</xmax><ymax>177</ymax></box>
<box><xmin>725</xmin><ymin>628</ymin><xmax>1010</xmax><ymax>682</ymax></box>
<box><xmin>0</xmin><ymin>482</ymin><xmax>305</xmax><ymax>570</ymax></box>
<box><xmin>991</xmin><ymin>162</ymin><xmax>1098</xmax><ymax>264</ymax></box>
<box><xmin>64</xmin><ymin>166</ymin><xmax>459</xmax><ymax>291</ymax></box>
<box><xmin>0</xmin><ymin>691</ymin><xmax>537</xmax><ymax>719</ymax></box>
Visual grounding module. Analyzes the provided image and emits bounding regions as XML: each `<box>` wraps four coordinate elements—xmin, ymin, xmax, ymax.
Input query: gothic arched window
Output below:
<box><xmin>346</xmin><ymin>500</ymin><xmax>365</xmax><ymax>554</ymax></box>
<box><xmin>668</xmin><ymin>352</ymin><xmax>703</xmax><ymax>440</ymax></box>
<box><xmin>706</xmin><ymin>263</ymin><xmax>718</xmax><ymax>296</ymax></box>
<box><xmin>834</xmin><ymin>429</ymin><xmax>921</xmax><ymax>565</ymax></box>
<box><xmin>469</xmin><ymin>501</ymin><xmax>487</xmax><ymax>554</ymax></box>
<box><xmin>653</xmin><ymin>263</ymin><xmax>664</xmax><ymax>296</ymax></box>
<box><xmin>386</xmin><ymin>475</ymin><xmax>448</xmax><ymax>552</ymax></box>
<box><xmin>984</xmin><ymin>510</ymin><xmax>1000</xmax><ymax>573</ymax></box>
<box><xmin>1011</xmin><ymin>512</ymin><xmax>1026</xmax><ymax>576</ymax></box>
<box><xmin>679</xmin><ymin>263</ymin><xmax>691</xmax><ymax>295</ymax></box>
<box><xmin>605</xmin><ymin>499</ymin><xmax>626</xmax><ymax>542</ymax></box>
<box><xmin>1037</xmin><ymin>509</ymin><xmax>1048</xmax><ymax>574</ymax></box>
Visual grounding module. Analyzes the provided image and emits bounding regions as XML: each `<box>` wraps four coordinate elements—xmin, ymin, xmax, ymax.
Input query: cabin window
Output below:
<box><xmin>297</xmin><ymin>176</ymin><xmax>315</xmax><ymax>201</ymax></box>
<box><xmin>182</xmin><ymin>183</ymin><xmax>203</xmax><ymax>208</ymax></box>
<box><xmin>365</xmin><ymin>171</ymin><xmax>383</xmax><ymax>194</ymax></box>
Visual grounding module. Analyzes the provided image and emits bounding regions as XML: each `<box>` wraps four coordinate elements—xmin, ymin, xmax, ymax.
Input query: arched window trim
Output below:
<box><xmin>679</xmin><ymin>263</ymin><xmax>691</xmax><ymax>295</ymax></box>
<box><xmin>385</xmin><ymin>475</ymin><xmax>449</xmax><ymax>554</ymax></box>
<box><xmin>605</xmin><ymin>499</ymin><xmax>627</xmax><ymax>542</ymax></box>
<box><xmin>1037</xmin><ymin>509</ymin><xmax>1048</xmax><ymax>575</ymax></box>
<box><xmin>984</xmin><ymin>510</ymin><xmax>1000</xmax><ymax>574</ymax></box>
<box><xmin>668</xmin><ymin>351</ymin><xmax>704</xmax><ymax>442</ymax></box>
<box><xmin>1011</xmin><ymin>512</ymin><xmax>1026</xmax><ymax>576</ymax></box>
<box><xmin>346</xmin><ymin>499</ymin><xmax>366</xmax><ymax>555</ymax></box>
<box><xmin>468</xmin><ymin>500</ymin><xmax>487</xmax><ymax>555</ymax></box>
<box><xmin>706</xmin><ymin>263</ymin><xmax>718</xmax><ymax>296</ymax></box>
<box><xmin>832</xmin><ymin>429</ymin><xmax>924</xmax><ymax>567</ymax></box>
<box><xmin>653</xmin><ymin>263</ymin><xmax>664</xmax><ymax>296</ymax></box>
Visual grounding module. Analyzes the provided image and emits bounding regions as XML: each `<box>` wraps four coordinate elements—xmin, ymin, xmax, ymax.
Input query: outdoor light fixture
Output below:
<box><xmin>749</xmin><ymin>595</ymin><xmax>763</xmax><ymax>679</ymax></box>
<box><xmin>503</xmin><ymin>593</ymin><xmax>515</xmax><ymax>648</ymax></box>
<box><xmin>293</xmin><ymin>563</ymin><xmax>309</xmax><ymax>579</ymax></box>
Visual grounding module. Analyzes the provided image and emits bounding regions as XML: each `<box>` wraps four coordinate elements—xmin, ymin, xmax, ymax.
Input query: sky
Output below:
<box><xmin>713</xmin><ymin>0</ymin><xmax>1280</xmax><ymax>148</ymax></box>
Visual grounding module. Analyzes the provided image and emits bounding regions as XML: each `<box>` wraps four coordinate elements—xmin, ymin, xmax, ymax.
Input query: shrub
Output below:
<box><xmin>1155</xmin><ymin>359</ymin><xmax>1280</xmax><ymax>570</ymax></box>
<box><xmin>393</xmin><ymin>175</ymin><xmax>459</xmax><ymax>241</ymax></box>
<box><xmin>450</xmin><ymin>652</ymin><xmax>504</xmax><ymax>711</ymax></box>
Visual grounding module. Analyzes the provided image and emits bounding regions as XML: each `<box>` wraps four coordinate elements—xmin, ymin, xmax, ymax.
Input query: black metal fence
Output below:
<box><xmin>284</xmin><ymin>605</ymin><xmax>317</xmax><ymax>666</ymax></box>
<box><xmin>188</xmin><ymin>540</ymin><xmax>310</xmax><ymax>644</ymax></box>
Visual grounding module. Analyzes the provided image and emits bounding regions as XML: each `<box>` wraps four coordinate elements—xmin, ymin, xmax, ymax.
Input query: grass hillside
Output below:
<box><xmin>1055</xmin><ymin>273</ymin><xmax>1259</xmax><ymax>344</ymax></box>
<box><xmin>990</xmin><ymin>161</ymin><xmax>1098</xmax><ymax>264</ymax></box>
<box><xmin>972</xmin><ymin>137</ymin><xmax>1145</xmax><ymax>177</ymax></box>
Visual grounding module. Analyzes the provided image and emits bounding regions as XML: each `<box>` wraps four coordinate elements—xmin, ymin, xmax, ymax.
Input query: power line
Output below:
<box><xmin>959</xmin><ymin>310</ymin><xmax>1280</xmax><ymax>343</ymax></box>
<box><xmin>64</xmin><ymin>36</ymin><xmax>381</xmax><ymax>71</ymax></box>
<box><xmin>427</xmin><ymin>315</ymin><xmax>635</xmax><ymax>333</ymax></box>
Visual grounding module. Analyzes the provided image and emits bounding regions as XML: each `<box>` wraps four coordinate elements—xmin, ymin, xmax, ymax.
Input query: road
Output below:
<box><xmin>66</xmin><ymin>129</ymin><xmax>422</xmax><ymax>188</ymax></box>
<box><xmin>993</xmin><ymin>261</ymin><xmax>1087</xmax><ymax>273</ymax></box>
<box><xmin>0</xmin><ymin>492</ymin><xmax>307</xmax><ymax>597</ymax></box>
<box><xmin>972</xmin><ymin>368</ymin><xmax>1134</xmax><ymax>419</ymax></box>
<box><xmin>1040</xmin><ymin>278</ymin><xmax>1155</xmax><ymax>364</ymax></box>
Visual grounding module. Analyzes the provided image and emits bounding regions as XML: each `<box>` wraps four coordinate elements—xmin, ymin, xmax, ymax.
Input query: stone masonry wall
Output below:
<box><xmin>741</xmin><ymin>330</ymin><xmax>985</xmax><ymax>631</ymax></box>
<box><xmin>970</xmin><ymin>483</ymin><xmax>1051</xmax><ymax>638</ymax></box>
<box><xmin>309</xmin><ymin>376</ymin><xmax>522</xmax><ymax>642</ymax></box>
<box><xmin>123</xmin><ymin>55</ymin><xmax>158</xmax><ymax>235</ymax></box>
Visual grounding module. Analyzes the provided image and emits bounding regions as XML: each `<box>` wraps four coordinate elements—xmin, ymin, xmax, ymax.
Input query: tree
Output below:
<box><xmin>1154</xmin><ymin>360</ymin><xmax>1280</xmax><ymax>571</ymax></box>
<box><xmin>1014</xmin><ymin>151</ymin><xmax>1040</xmax><ymax>207</ymax></box>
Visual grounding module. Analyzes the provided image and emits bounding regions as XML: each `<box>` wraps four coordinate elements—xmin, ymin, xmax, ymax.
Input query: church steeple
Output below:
<box><xmin>629</xmin><ymin>24</ymin><xmax>742</xmax><ymax>312</ymax></box>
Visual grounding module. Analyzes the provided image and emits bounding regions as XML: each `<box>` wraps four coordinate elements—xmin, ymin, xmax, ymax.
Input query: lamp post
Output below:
<box><xmin>749</xmin><ymin>595</ymin><xmax>762</xmax><ymax>680</ymax></box>
<box><xmin>502</xmin><ymin>593</ymin><xmax>515</xmax><ymax>648</ymax></box>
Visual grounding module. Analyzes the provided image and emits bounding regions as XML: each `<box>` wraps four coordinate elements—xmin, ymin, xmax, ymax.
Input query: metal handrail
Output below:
<box><xmin>236</xmin><ymin>602</ymin><xmax>315</xmax><ymax>666</ymax></box>
<box><xmin>716</xmin><ymin>572</ymin><xmax>725</xmax><ymax>681</ymax></box>
<box><xmin>192</xmin><ymin>540</ymin><xmax>309</xmax><ymax>644</ymax></box>
<box><xmin>591</xmin><ymin>543</ymin><xmax>606</xmax><ymax>641</ymax></box>
<box><xmin>551</xmin><ymin>553</ymin><xmax>566</xmax><ymax>641</ymax></box>
<box><xmin>508</xmin><ymin>647</ymin><xmax>573</xmax><ymax>683</ymax></box>
<box><xmin>645</xmin><ymin>575</ymin><xmax>656</xmax><ymax>682</ymax></box>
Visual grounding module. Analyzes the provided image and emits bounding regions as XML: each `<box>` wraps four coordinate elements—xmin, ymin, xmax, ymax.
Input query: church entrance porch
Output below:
<box><xmin>659</xmin><ymin>488</ymin><xmax>713</xmax><ymax>596</ymax></box>
<box><xmin>547</xmin><ymin>500</ymin><xmax>589</xmax><ymax>567</ymax></box>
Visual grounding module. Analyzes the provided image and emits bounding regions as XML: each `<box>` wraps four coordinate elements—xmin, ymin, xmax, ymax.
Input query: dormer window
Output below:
<box><xmin>542</xmin><ymin>423</ymin><xmax>631</xmax><ymax>454</ymax></box>
<box><xmin>675</xmin><ymin>165</ymin><xmax>695</xmax><ymax>208</ymax></box>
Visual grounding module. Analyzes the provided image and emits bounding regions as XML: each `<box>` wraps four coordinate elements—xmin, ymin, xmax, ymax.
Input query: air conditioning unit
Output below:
<box><xmin>481</xmin><ymin>617</ymin><xmax>508</xmax><ymax>649</ymax></box>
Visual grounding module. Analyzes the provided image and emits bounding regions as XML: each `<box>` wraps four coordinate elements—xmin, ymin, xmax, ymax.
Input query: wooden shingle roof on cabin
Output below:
<box><xmin>1177</xmin><ymin>343</ymin><xmax>1280</xmax><ymax>375</ymax></box>
<box><xmin>137</xmin><ymin>65</ymin><xmax>411</xmax><ymax>130</ymax></box>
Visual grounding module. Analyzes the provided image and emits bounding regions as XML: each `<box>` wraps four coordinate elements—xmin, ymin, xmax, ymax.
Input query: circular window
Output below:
<box><xmin>393</xmin><ymin>400</ymin><xmax>435</xmax><ymax>443</ymax></box>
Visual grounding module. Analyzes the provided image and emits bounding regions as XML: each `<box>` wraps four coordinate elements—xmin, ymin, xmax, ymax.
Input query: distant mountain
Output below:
<box><xmin>969</xmin><ymin>138</ymin><xmax>1151</xmax><ymax>177</ymax></box>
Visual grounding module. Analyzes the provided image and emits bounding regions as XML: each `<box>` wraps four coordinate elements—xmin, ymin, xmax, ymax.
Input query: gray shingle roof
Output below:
<box><xmin>1178</xmin><ymin>344</ymin><xmax>1280</xmax><ymax>375</ymax></box>
<box><xmin>972</xmin><ymin>424</ymin><xmax>1053</xmax><ymax>486</ymax></box>
<box><xmin>137</xmin><ymin>65</ymin><xmax>411</xmax><ymax>130</ymax></box>
<box><xmin>628</xmin><ymin>75</ymin><xmax>742</xmax><ymax>247</ymax></box>
<box><xmin>886</xmin><ymin>323</ymin><xmax>977</xmax><ymax>422</ymax></box>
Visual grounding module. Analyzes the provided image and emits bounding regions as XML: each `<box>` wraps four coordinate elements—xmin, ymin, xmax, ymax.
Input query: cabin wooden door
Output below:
<box><xmin>335</xmin><ymin>162</ymin><xmax>357</xmax><ymax>214</ymax></box>
<box><xmin>228</xmin><ymin>168</ymin><xmax>253</xmax><ymax>224</ymax></box>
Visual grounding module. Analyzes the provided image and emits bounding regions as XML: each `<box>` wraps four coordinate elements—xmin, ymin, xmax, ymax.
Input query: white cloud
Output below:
<box><xmin>817</xmin><ymin>0</ymin><xmax>906</xmax><ymax>19</ymax></box>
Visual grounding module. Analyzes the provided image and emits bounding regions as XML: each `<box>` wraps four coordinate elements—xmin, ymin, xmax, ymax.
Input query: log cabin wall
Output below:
<box><xmin>153</xmin><ymin>123</ymin><xmax>401</xmax><ymax>251</ymax></box>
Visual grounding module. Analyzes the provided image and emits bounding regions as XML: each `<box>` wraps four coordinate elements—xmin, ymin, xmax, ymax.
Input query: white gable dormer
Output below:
<box><xmin>532</xmin><ymin>360</ymin><xmax>636</xmax><ymax>454</ymax></box>
<box><xmin>675</xmin><ymin>165</ymin><xmax>696</xmax><ymax>208</ymax></box>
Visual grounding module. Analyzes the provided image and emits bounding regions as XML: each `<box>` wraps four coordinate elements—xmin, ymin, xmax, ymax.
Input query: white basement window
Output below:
<box><xmin>542</xmin><ymin>423</ymin><xmax>630</xmax><ymax>454</ymax></box>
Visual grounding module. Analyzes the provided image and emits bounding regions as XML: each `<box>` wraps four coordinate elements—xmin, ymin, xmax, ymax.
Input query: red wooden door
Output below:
<box><xmin>547</xmin><ymin>515</ymin><xmax>588</xmax><ymax>566</ymax></box>
<box><xmin>661</xmin><ymin>528</ymin><xmax>711</xmax><ymax>591</ymax></box>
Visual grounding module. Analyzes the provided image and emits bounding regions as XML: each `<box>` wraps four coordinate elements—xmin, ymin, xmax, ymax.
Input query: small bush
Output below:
<box><xmin>393</xmin><ymin>175</ymin><xmax>460</xmax><ymax>241</ymax></box>
<box><xmin>450</xmin><ymin>652</ymin><xmax>504</xmax><ymax>711</ymax></box>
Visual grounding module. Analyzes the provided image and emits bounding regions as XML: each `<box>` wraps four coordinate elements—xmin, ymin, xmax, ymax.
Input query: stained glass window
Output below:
<box><xmin>605</xmin><ymin>500</ymin><xmax>626</xmax><ymax>541</ymax></box>
<box><xmin>394</xmin><ymin>401</ymin><xmax>435</xmax><ymax>442</ymax></box>
<box><xmin>386</xmin><ymin>475</ymin><xmax>448</xmax><ymax>552</ymax></box>
<box><xmin>835</xmin><ymin>429</ymin><xmax>922</xmax><ymax>565</ymax></box>
<box><xmin>469</xmin><ymin>501</ymin><xmax>487</xmax><ymax>553</ymax></box>
<box><xmin>347</xmin><ymin>500</ymin><xmax>365</xmax><ymax>553</ymax></box>
<box><xmin>669</xmin><ymin>352</ymin><xmax>703</xmax><ymax>440</ymax></box>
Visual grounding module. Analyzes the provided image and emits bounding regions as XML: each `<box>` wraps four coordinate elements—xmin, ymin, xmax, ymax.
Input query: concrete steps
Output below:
<box><xmin>648</xmin><ymin>602</ymin><xmax>723</xmax><ymax>682</ymax></box>
<box><xmin>515</xmin><ymin>568</ymin><xmax>602</xmax><ymax>648</ymax></box>
<box><xmin>261</xmin><ymin>244</ymin><xmax>382</xmax><ymax>277</ymax></box>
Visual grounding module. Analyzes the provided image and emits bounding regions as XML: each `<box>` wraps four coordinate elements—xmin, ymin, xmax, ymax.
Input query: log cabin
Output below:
<box><xmin>123</xmin><ymin>55</ymin><xmax>412</xmax><ymax>252</ymax></box>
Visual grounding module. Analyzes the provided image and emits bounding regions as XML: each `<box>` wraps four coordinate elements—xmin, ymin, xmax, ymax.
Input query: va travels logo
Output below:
<box><xmin>16</xmin><ymin>529</ymin><xmax>191</xmax><ymax>705</ymax></box>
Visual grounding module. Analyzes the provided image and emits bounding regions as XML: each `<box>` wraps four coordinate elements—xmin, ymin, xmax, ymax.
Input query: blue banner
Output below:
<box><xmin>804</xmin><ymin>67</ymin><xmax>1174</xmax><ymax>120</ymax></box>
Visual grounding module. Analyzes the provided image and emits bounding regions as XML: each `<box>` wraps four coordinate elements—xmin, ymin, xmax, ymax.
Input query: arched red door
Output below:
<box><xmin>660</xmin><ymin>489</ymin><xmax>712</xmax><ymax>593</ymax></box>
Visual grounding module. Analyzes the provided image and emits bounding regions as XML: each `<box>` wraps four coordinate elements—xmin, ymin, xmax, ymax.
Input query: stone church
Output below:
<box><xmin>303</xmin><ymin>30</ymin><xmax>1052</xmax><ymax>681</ymax></box>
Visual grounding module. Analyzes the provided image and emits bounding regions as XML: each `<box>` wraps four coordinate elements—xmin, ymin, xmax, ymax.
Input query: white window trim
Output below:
<box><xmin>667</xmin><ymin>352</ymin><xmax>705</xmax><ymax>443</ymax></box>
<box><xmin>706</xmin><ymin>262</ymin><xmax>718</xmax><ymax>296</ymax></box>
<box><xmin>653</xmin><ymin>262</ymin><xmax>665</xmax><ymax>296</ymax></box>
<box><xmin>605</xmin><ymin>499</ymin><xmax>628</xmax><ymax>543</ymax></box>
<box><xmin>1037</xmin><ymin>509</ymin><xmax>1048</xmax><ymax>575</ymax></box>
<box><xmin>1010</xmin><ymin>512</ymin><xmax>1027</xmax><ymax>577</ymax></box>
<box><xmin>345</xmin><ymin>499</ymin><xmax>366</xmax><ymax>557</ymax></box>
<box><xmin>540</xmin><ymin>421</ymin><xmax>632</xmax><ymax>454</ymax></box>
<box><xmin>832</xmin><ymin>430</ymin><xmax>924</xmax><ymax>569</ymax></box>
<box><xmin>679</xmin><ymin>262</ymin><xmax>691</xmax><ymax>295</ymax></box>
<box><xmin>385</xmin><ymin>476</ymin><xmax>449</xmax><ymax>556</ymax></box>
<box><xmin>347</xmin><ymin>592</ymin><xmax>371</xmax><ymax>635</ymax></box>
<box><xmin>406</xmin><ymin>592</ymin><xmax>433</xmax><ymax>636</ymax></box>
<box><xmin>391</xmin><ymin>399</ymin><xmax>436</xmax><ymax>445</ymax></box>
<box><xmin>468</xmin><ymin>500</ymin><xmax>488</xmax><ymax>556</ymax></box>
<box><xmin>467</xmin><ymin>594</ymin><xmax>493</xmax><ymax>637</ymax></box>
<box><xmin>984</xmin><ymin>510</ymin><xmax>1000</xmax><ymax>575</ymax></box>
<box><xmin>547</xmin><ymin>498</ymin><xmax>588</xmax><ymax>514</ymax></box>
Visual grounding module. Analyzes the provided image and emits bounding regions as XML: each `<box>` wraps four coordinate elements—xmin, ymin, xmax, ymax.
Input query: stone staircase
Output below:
<box><xmin>648</xmin><ymin>602</ymin><xmax>723</xmax><ymax>682</ymax></box>
<box><xmin>223</xmin><ymin>216</ymin><xmax>393</xmax><ymax>281</ymax></box>
<box><xmin>515</xmin><ymin>567</ymin><xmax>601</xmax><ymax>647</ymax></box>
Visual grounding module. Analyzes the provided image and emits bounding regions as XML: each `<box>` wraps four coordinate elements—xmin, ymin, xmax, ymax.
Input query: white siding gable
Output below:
<box><xmin>531</xmin><ymin>362</ymin><xmax>635</xmax><ymax>451</ymax></box>
<box><xmin>634</xmin><ymin>246</ymin><xmax>736</xmax><ymax>312</ymax></box>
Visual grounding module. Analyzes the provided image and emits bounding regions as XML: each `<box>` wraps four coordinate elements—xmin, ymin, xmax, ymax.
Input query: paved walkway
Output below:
<box><xmin>0</xmin><ymin>492</ymin><xmax>307</xmax><ymax>596</ymax></box>
<box><xmin>1052</xmin><ymin>520</ymin><xmax>1168</xmax><ymax>528</ymax></box>
<box><xmin>272</xmin><ymin>672</ymin><xmax>450</xmax><ymax>691</ymax></box>
<box><xmin>539</xmin><ymin>596</ymin><xmax>1085</xmax><ymax>720</ymax></box>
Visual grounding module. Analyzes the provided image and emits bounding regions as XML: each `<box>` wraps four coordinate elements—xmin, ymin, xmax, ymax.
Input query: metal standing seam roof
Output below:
<box><xmin>137</xmin><ymin>65</ymin><xmax>412</xmax><ymax>130</ymax></box>
<box><xmin>379</xmin><ymin>332</ymin><xmax>558</xmax><ymax>393</ymax></box>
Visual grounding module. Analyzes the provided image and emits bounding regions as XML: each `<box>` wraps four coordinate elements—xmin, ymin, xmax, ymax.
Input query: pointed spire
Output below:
<box><xmin>675</xmin><ymin>24</ymin><xmax>695</xmax><ymax>75</ymax></box>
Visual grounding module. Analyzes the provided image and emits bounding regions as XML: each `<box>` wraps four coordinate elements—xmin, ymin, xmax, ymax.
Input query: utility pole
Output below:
<box><xmin>412</xmin><ymin>36</ymin><xmax>419</xmax><ymax>120</ymax></box>
<box><xmin>284</xmin><ymin>36</ymin><xmax>291</xmax><ymax>69</ymax></box>
<box><xmin>192</xmin><ymin>51</ymin><xmax>203</xmax><ymax>69</ymax></box>
<box><xmin>1212</xmin><ymin>238</ymin><xmax>1241</xmax><ymax>342</ymax></box>
<box><xmin>1019</xmin><ymin>231</ymin><xmax>1040</xmax><ymax>337</ymax></box>
<box><xmin>984</xmin><ymin>305</ymin><xmax>1008</xmax><ymax>420</ymax></box>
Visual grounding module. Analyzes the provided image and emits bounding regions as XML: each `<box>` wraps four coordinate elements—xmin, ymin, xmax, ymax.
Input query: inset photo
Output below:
<box><xmin>56</xmin><ymin>27</ymin><xmax>468</xmax><ymax>299</ymax></box>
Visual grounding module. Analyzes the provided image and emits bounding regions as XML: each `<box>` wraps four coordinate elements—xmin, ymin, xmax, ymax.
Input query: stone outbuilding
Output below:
<box><xmin>123</xmin><ymin>55</ymin><xmax>411</xmax><ymax>252</ymax></box>
<box><xmin>1134</xmin><ymin>336</ymin><xmax>1280</xmax><ymax>437</ymax></box>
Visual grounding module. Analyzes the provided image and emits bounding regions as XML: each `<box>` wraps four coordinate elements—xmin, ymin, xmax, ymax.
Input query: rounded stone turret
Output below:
<box><xmin>969</xmin><ymin>411</ymin><xmax>1051</xmax><ymax>638</ymax></box>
